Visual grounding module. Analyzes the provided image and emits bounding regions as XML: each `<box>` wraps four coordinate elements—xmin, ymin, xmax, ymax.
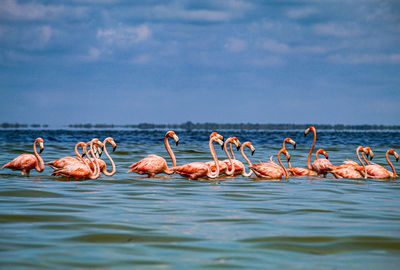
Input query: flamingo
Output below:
<box><xmin>304</xmin><ymin>126</ymin><xmax>333</xmax><ymax>177</ymax></box>
<box><xmin>220</xmin><ymin>137</ymin><xmax>242</xmax><ymax>176</ymax></box>
<box><xmin>205</xmin><ymin>134</ymin><xmax>231</xmax><ymax>176</ymax></box>
<box><xmin>328</xmin><ymin>146</ymin><xmax>366</xmax><ymax>179</ymax></box>
<box><xmin>280</xmin><ymin>137</ymin><xmax>316</xmax><ymax>177</ymax></box>
<box><xmin>87</xmin><ymin>137</ymin><xmax>117</xmax><ymax>176</ymax></box>
<box><xmin>2</xmin><ymin>137</ymin><xmax>45</xmax><ymax>176</ymax></box>
<box><xmin>362</xmin><ymin>149</ymin><xmax>399</xmax><ymax>179</ymax></box>
<box><xmin>225</xmin><ymin>141</ymin><xmax>256</xmax><ymax>177</ymax></box>
<box><xmin>51</xmin><ymin>139</ymin><xmax>101</xmax><ymax>179</ymax></box>
<box><xmin>172</xmin><ymin>135</ymin><xmax>224</xmax><ymax>180</ymax></box>
<box><xmin>128</xmin><ymin>131</ymin><xmax>179</xmax><ymax>177</ymax></box>
<box><xmin>249</xmin><ymin>148</ymin><xmax>289</xmax><ymax>179</ymax></box>
<box><xmin>47</xmin><ymin>140</ymin><xmax>102</xmax><ymax>170</ymax></box>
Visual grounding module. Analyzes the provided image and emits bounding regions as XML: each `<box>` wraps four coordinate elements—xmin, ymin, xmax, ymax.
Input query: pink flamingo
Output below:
<box><xmin>328</xmin><ymin>146</ymin><xmax>366</xmax><ymax>179</ymax></box>
<box><xmin>87</xmin><ymin>137</ymin><xmax>117</xmax><ymax>176</ymax></box>
<box><xmin>249</xmin><ymin>148</ymin><xmax>289</xmax><ymax>179</ymax></box>
<box><xmin>128</xmin><ymin>131</ymin><xmax>179</xmax><ymax>177</ymax></box>
<box><xmin>363</xmin><ymin>149</ymin><xmax>399</xmax><ymax>179</ymax></box>
<box><xmin>225</xmin><ymin>141</ymin><xmax>256</xmax><ymax>177</ymax></box>
<box><xmin>51</xmin><ymin>139</ymin><xmax>101</xmax><ymax>179</ymax></box>
<box><xmin>304</xmin><ymin>126</ymin><xmax>333</xmax><ymax>177</ymax></box>
<box><xmin>47</xmin><ymin>140</ymin><xmax>102</xmax><ymax>170</ymax></box>
<box><xmin>2</xmin><ymin>137</ymin><xmax>45</xmax><ymax>176</ymax></box>
<box><xmin>205</xmin><ymin>134</ymin><xmax>232</xmax><ymax>176</ymax></box>
<box><xmin>172</xmin><ymin>135</ymin><xmax>224</xmax><ymax>180</ymax></box>
<box><xmin>280</xmin><ymin>137</ymin><xmax>316</xmax><ymax>177</ymax></box>
<box><xmin>220</xmin><ymin>137</ymin><xmax>242</xmax><ymax>176</ymax></box>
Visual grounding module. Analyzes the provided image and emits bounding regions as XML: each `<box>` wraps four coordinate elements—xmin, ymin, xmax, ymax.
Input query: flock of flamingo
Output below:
<box><xmin>1</xmin><ymin>127</ymin><xmax>399</xmax><ymax>180</ymax></box>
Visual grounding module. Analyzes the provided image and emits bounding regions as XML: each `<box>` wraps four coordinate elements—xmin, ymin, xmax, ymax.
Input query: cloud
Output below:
<box><xmin>259</xmin><ymin>39</ymin><xmax>290</xmax><ymax>54</ymax></box>
<box><xmin>97</xmin><ymin>24</ymin><xmax>150</xmax><ymax>48</ymax></box>
<box><xmin>0</xmin><ymin>25</ymin><xmax>52</xmax><ymax>51</ymax></box>
<box><xmin>314</xmin><ymin>22</ymin><xmax>364</xmax><ymax>37</ymax></box>
<box><xmin>286</xmin><ymin>7</ymin><xmax>318</xmax><ymax>19</ymax></box>
<box><xmin>225</xmin><ymin>38</ymin><xmax>247</xmax><ymax>52</ymax></box>
<box><xmin>329</xmin><ymin>53</ymin><xmax>400</xmax><ymax>64</ymax></box>
<box><xmin>0</xmin><ymin>0</ymin><xmax>86</xmax><ymax>21</ymax></box>
<box><xmin>78</xmin><ymin>47</ymin><xmax>101</xmax><ymax>62</ymax></box>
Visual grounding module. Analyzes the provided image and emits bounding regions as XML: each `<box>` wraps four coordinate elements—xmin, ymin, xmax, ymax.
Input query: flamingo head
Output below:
<box><xmin>105</xmin><ymin>137</ymin><xmax>117</xmax><ymax>152</ymax></box>
<box><xmin>166</xmin><ymin>131</ymin><xmax>179</xmax><ymax>146</ymax></box>
<box><xmin>211</xmin><ymin>136</ymin><xmax>224</xmax><ymax>147</ymax></box>
<box><xmin>388</xmin><ymin>149</ymin><xmax>399</xmax><ymax>162</ymax></box>
<box><xmin>232</xmin><ymin>137</ymin><xmax>241</xmax><ymax>151</ymax></box>
<box><xmin>284</xmin><ymin>138</ymin><xmax>296</xmax><ymax>149</ymax></box>
<box><xmin>37</xmin><ymin>138</ymin><xmax>44</xmax><ymax>153</ymax></box>
<box><xmin>304</xmin><ymin>126</ymin><xmax>315</xmax><ymax>137</ymax></box>
<box><xmin>364</xmin><ymin>147</ymin><xmax>374</xmax><ymax>160</ymax></box>
<box><xmin>210</xmin><ymin>132</ymin><xmax>224</xmax><ymax>141</ymax></box>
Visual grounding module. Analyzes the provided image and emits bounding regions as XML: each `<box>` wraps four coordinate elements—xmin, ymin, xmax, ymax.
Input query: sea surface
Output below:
<box><xmin>0</xmin><ymin>129</ymin><xmax>400</xmax><ymax>269</ymax></box>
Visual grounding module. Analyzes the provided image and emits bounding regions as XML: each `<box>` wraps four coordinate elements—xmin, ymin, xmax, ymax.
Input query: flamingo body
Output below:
<box><xmin>173</xmin><ymin>162</ymin><xmax>212</xmax><ymax>180</ymax></box>
<box><xmin>330</xmin><ymin>166</ymin><xmax>363</xmax><ymax>179</ymax></box>
<box><xmin>47</xmin><ymin>156</ymin><xmax>81</xmax><ymax>170</ymax></box>
<box><xmin>128</xmin><ymin>155</ymin><xmax>170</xmax><ymax>177</ymax></box>
<box><xmin>52</xmin><ymin>162</ymin><xmax>97</xmax><ymax>179</ymax></box>
<box><xmin>205</xmin><ymin>161</ymin><xmax>228</xmax><ymax>175</ymax></box>
<box><xmin>364</xmin><ymin>164</ymin><xmax>393</xmax><ymax>179</ymax></box>
<box><xmin>288</xmin><ymin>167</ymin><xmax>318</xmax><ymax>177</ymax></box>
<box><xmin>311</xmin><ymin>159</ymin><xmax>333</xmax><ymax>176</ymax></box>
<box><xmin>2</xmin><ymin>154</ymin><xmax>41</xmax><ymax>176</ymax></box>
<box><xmin>223</xmin><ymin>159</ymin><xmax>245</xmax><ymax>176</ymax></box>
<box><xmin>250</xmin><ymin>163</ymin><xmax>285</xmax><ymax>179</ymax></box>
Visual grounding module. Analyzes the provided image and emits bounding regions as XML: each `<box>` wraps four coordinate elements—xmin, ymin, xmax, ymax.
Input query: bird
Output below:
<box><xmin>249</xmin><ymin>148</ymin><xmax>290</xmax><ymax>180</ymax></box>
<box><xmin>87</xmin><ymin>137</ymin><xmax>117</xmax><ymax>176</ymax></box>
<box><xmin>363</xmin><ymin>149</ymin><xmax>399</xmax><ymax>179</ymax></box>
<box><xmin>51</xmin><ymin>140</ymin><xmax>101</xmax><ymax>180</ymax></box>
<box><xmin>209</xmin><ymin>136</ymin><xmax>240</xmax><ymax>176</ymax></box>
<box><xmin>304</xmin><ymin>126</ymin><xmax>333</xmax><ymax>177</ymax></box>
<box><xmin>225</xmin><ymin>141</ymin><xmax>256</xmax><ymax>177</ymax></box>
<box><xmin>2</xmin><ymin>137</ymin><xmax>45</xmax><ymax>176</ymax></box>
<box><xmin>172</xmin><ymin>133</ymin><xmax>224</xmax><ymax>180</ymax></box>
<box><xmin>328</xmin><ymin>146</ymin><xmax>366</xmax><ymax>179</ymax></box>
<box><xmin>128</xmin><ymin>131</ymin><xmax>179</xmax><ymax>177</ymax></box>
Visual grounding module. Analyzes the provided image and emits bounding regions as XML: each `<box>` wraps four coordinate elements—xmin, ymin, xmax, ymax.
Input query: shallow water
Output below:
<box><xmin>0</xmin><ymin>129</ymin><xmax>400</xmax><ymax>269</ymax></box>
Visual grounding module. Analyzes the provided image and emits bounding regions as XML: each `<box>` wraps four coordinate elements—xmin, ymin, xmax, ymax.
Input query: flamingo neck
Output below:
<box><xmin>356</xmin><ymin>146</ymin><xmax>367</xmax><ymax>179</ymax></box>
<box><xmin>88</xmin><ymin>141</ymin><xmax>100</xmax><ymax>179</ymax></box>
<box><xmin>164</xmin><ymin>135</ymin><xmax>176</xmax><ymax>167</ymax></box>
<box><xmin>224</xmin><ymin>138</ymin><xmax>235</xmax><ymax>176</ymax></box>
<box><xmin>386</xmin><ymin>150</ymin><xmax>396</xmax><ymax>178</ymax></box>
<box><xmin>307</xmin><ymin>129</ymin><xmax>316</xmax><ymax>169</ymax></box>
<box><xmin>207</xmin><ymin>138</ymin><xmax>219</xmax><ymax>178</ymax></box>
<box><xmin>315</xmin><ymin>149</ymin><xmax>325</xmax><ymax>160</ymax></box>
<box><xmin>277</xmin><ymin>149</ymin><xmax>288</xmax><ymax>180</ymax></box>
<box><xmin>102</xmin><ymin>138</ymin><xmax>116</xmax><ymax>176</ymax></box>
<box><xmin>229</xmin><ymin>143</ymin><xmax>236</xmax><ymax>160</ymax></box>
<box><xmin>240</xmin><ymin>143</ymin><xmax>253</xmax><ymax>177</ymax></box>
<box><xmin>33</xmin><ymin>139</ymin><xmax>44</xmax><ymax>172</ymax></box>
<box><xmin>361</xmin><ymin>152</ymin><xmax>370</xmax><ymax>165</ymax></box>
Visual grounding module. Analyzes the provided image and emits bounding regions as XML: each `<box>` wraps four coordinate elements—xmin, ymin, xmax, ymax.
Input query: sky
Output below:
<box><xmin>0</xmin><ymin>0</ymin><xmax>399</xmax><ymax>126</ymax></box>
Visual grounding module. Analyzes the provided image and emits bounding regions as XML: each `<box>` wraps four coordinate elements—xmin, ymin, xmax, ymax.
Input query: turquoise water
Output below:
<box><xmin>0</xmin><ymin>130</ymin><xmax>400</xmax><ymax>269</ymax></box>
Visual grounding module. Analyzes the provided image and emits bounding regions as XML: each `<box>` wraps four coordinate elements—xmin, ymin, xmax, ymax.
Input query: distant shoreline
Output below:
<box><xmin>1</xmin><ymin>122</ymin><xmax>399</xmax><ymax>131</ymax></box>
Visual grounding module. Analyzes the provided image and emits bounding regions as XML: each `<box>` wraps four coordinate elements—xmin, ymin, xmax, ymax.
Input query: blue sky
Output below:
<box><xmin>0</xmin><ymin>0</ymin><xmax>399</xmax><ymax>125</ymax></box>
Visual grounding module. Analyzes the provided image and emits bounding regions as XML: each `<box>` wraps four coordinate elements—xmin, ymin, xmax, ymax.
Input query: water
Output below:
<box><xmin>0</xmin><ymin>129</ymin><xmax>400</xmax><ymax>269</ymax></box>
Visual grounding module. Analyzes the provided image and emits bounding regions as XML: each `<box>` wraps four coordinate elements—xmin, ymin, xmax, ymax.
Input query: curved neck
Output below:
<box><xmin>307</xmin><ymin>129</ymin><xmax>316</xmax><ymax>169</ymax></box>
<box><xmin>33</xmin><ymin>139</ymin><xmax>44</xmax><ymax>172</ymax></box>
<box><xmin>229</xmin><ymin>143</ymin><xmax>236</xmax><ymax>160</ymax></box>
<box><xmin>164</xmin><ymin>135</ymin><xmax>176</xmax><ymax>167</ymax></box>
<box><xmin>356</xmin><ymin>146</ymin><xmax>367</xmax><ymax>179</ymax></box>
<box><xmin>361</xmin><ymin>152</ymin><xmax>370</xmax><ymax>165</ymax></box>
<box><xmin>88</xmin><ymin>141</ymin><xmax>100</xmax><ymax>179</ymax></box>
<box><xmin>102</xmin><ymin>138</ymin><xmax>116</xmax><ymax>176</ymax></box>
<box><xmin>224</xmin><ymin>138</ymin><xmax>235</xmax><ymax>176</ymax></box>
<box><xmin>386</xmin><ymin>151</ymin><xmax>396</xmax><ymax>177</ymax></box>
<box><xmin>240</xmin><ymin>143</ymin><xmax>253</xmax><ymax>177</ymax></box>
<box><xmin>315</xmin><ymin>149</ymin><xmax>324</xmax><ymax>160</ymax></box>
<box><xmin>207</xmin><ymin>138</ymin><xmax>219</xmax><ymax>178</ymax></box>
<box><xmin>75</xmin><ymin>142</ymin><xmax>94</xmax><ymax>175</ymax></box>
<box><xmin>277</xmin><ymin>149</ymin><xmax>288</xmax><ymax>180</ymax></box>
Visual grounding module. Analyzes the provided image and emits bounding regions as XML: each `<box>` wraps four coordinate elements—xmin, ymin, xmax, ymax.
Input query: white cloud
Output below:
<box><xmin>329</xmin><ymin>53</ymin><xmax>400</xmax><ymax>64</ymax></box>
<box><xmin>286</xmin><ymin>7</ymin><xmax>318</xmax><ymax>19</ymax></box>
<box><xmin>225</xmin><ymin>38</ymin><xmax>247</xmax><ymax>52</ymax></box>
<box><xmin>0</xmin><ymin>0</ymin><xmax>86</xmax><ymax>21</ymax></box>
<box><xmin>152</xmin><ymin>5</ymin><xmax>232</xmax><ymax>22</ymax></box>
<box><xmin>97</xmin><ymin>25</ymin><xmax>150</xmax><ymax>48</ymax></box>
<box><xmin>259</xmin><ymin>39</ymin><xmax>290</xmax><ymax>54</ymax></box>
<box><xmin>78</xmin><ymin>47</ymin><xmax>101</xmax><ymax>62</ymax></box>
<box><xmin>314</xmin><ymin>22</ymin><xmax>364</xmax><ymax>38</ymax></box>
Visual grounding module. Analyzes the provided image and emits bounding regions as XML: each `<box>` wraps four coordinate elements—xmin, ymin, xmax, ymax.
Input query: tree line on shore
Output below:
<box><xmin>1</xmin><ymin>122</ymin><xmax>399</xmax><ymax>130</ymax></box>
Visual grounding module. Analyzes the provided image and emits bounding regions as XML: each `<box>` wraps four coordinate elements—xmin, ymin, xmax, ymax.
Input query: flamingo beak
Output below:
<box><xmin>221</xmin><ymin>144</ymin><xmax>224</xmax><ymax>150</ymax></box>
<box><xmin>293</xmin><ymin>143</ymin><xmax>296</xmax><ymax>150</ymax></box>
<box><xmin>251</xmin><ymin>150</ymin><xmax>255</xmax><ymax>156</ymax></box>
<box><xmin>176</xmin><ymin>140</ymin><xmax>179</xmax><ymax>146</ymax></box>
<box><xmin>288</xmin><ymin>156</ymin><xmax>291</xmax><ymax>162</ymax></box>
<box><xmin>250</xmin><ymin>145</ymin><xmax>255</xmax><ymax>156</ymax></box>
<box><xmin>82</xmin><ymin>152</ymin><xmax>86</xmax><ymax>158</ymax></box>
<box><xmin>40</xmin><ymin>147</ymin><xmax>44</xmax><ymax>153</ymax></box>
